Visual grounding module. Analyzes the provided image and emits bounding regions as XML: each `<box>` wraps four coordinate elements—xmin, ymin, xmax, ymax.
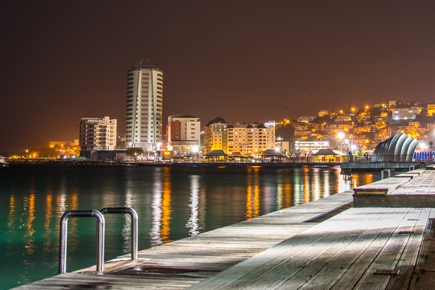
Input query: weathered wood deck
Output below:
<box><xmin>14</xmin><ymin>191</ymin><xmax>354</xmax><ymax>289</ymax></box>
<box><xmin>191</xmin><ymin>207</ymin><xmax>435</xmax><ymax>289</ymax></box>
<box><xmin>354</xmin><ymin>169</ymin><xmax>435</xmax><ymax>207</ymax></box>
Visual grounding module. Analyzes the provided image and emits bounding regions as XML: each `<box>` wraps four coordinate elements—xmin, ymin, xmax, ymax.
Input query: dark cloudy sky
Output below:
<box><xmin>1</xmin><ymin>1</ymin><xmax>435</xmax><ymax>155</ymax></box>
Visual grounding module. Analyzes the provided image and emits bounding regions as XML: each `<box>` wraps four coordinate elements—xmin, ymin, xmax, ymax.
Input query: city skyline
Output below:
<box><xmin>2</xmin><ymin>1</ymin><xmax>435</xmax><ymax>155</ymax></box>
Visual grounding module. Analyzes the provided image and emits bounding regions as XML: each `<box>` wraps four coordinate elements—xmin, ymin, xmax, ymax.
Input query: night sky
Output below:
<box><xmin>1</xmin><ymin>1</ymin><xmax>435</xmax><ymax>155</ymax></box>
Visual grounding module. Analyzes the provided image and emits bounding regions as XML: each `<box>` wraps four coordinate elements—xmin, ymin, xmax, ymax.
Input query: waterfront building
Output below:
<box><xmin>125</xmin><ymin>60</ymin><xmax>163</xmax><ymax>152</ymax></box>
<box><xmin>275</xmin><ymin>139</ymin><xmax>290</xmax><ymax>153</ymax></box>
<box><xmin>203</xmin><ymin>117</ymin><xmax>227</xmax><ymax>154</ymax></box>
<box><xmin>227</xmin><ymin>122</ymin><xmax>276</xmax><ymax>156</ymax></box>
<box><xmin>79</xmin><ymin>116</ymin><xmax>117</xmax><ymax>151</ymax></box>
<box><xmin>166</xmin><ymin>114</ymin><xmax>201</xmax><ymax>154</ymax></box>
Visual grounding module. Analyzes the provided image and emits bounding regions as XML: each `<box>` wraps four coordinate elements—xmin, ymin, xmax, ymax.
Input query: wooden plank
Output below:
<box><xmin>386</xmin><ymin>210</ymin><xmax>430</xmax><ymax>290</ymax></box>
<box><xmin>330</xmin><ymin>208</ymin><xmax>411</xmax><ymax>289</ymax></box>
<box><xmin>277</xmin><ymin>208</ymin><xmax>411</xmax><ymax>290</ymax></box>
<box><xmin>191</xmin><ymin>207</ymin><xmax>391</xmax><ymax>289</ymax></box>
<box><xmin>354</xmin><ymin>178</ymin><xmax>411</xmax><ymax>194</ymax></box>
<box><xmin>286</xmin><ymin>209</ymin><xmax>402</xmax><ymax>290</ymax></box>
<box><xmin>188</xmin><ymin>230</ymin><xmax>332</xmax><ymax>289</ymax></box>
<box><xmin>18</xmin><ymin>274</ymin><xmax>201</xmax><ymax>289</ymax></box>
<box><xmin>353</xmin><ymin>209</ymin><xmax>424</xmax><ymax>289</ymax></box>
<box><xmin>408</xmin><ymin>211</ymin><xmax>435</xmax><ymax>290</ymax></box>
<box><xmin>391</xmin><ymin>172</ymin><xmax>435</xmax><ymax>196</ymax></box>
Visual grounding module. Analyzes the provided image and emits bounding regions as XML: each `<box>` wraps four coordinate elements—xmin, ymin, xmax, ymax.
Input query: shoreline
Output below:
<box><xmin>4</xmin><ymin>160</ymin><xmax>426</xmax><ymax>172</ymax></box>
<box><xmin>4</xmin><ymin>160</ymin><xmax>342</xmax><ymax>168</ymax></box>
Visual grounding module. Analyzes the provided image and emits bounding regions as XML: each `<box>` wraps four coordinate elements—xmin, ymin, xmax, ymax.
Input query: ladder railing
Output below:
<box><xmin>100</xmin><ymin>207</ymin><xmax>138</xmax><ymax>261</ymax></box>
<box><xmin>58</xmin><ymin>207</ymin><xmax>138</xmax><ymax>274</ymax></box>
<box><xmin>59</xmin><ymin>210</ymin><xmax>105</xmax><ymax>274</ymax></box>
<box><xmin>381</xmin><ymin>169</ymin><xmax>391</xmax><ymax>179</ymax></box>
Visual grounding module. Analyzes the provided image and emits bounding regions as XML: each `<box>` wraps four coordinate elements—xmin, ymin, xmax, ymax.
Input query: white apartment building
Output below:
<box><xmin>166</xmin><ymin>114</ymin><xmax>201</xmax><ymax>154</ymax></box>
<box><xmin>294</xmin><ymin>140</ymin><xmax>329</xmax><ymax>152</ymax></box>
<box><xmin>79</xmin><ymin>116</ymin><xmax>117</xmax><ymax>151</ymax></box>
<box><xmin>392</xmin><ymin>107</ymin><xmax>420</xmax><ymax>120</ymax></box>
<box><xmin>125</xmin><ymin>60</ymin><xmax>163</xmax><ymax>151</ymax></box>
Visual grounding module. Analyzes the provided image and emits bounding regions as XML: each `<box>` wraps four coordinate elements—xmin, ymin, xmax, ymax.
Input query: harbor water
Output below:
<box><xmin>0</xmin><ymin>164</ymin><xmax>379</xmax><ymax>289</ymax></box>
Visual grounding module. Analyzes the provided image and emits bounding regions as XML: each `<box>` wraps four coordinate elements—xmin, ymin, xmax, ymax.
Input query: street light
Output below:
<box><xmin>337</xmin><ymin>132</ymin><xmax>345</xmax><ymax>151</ymax></box>
<box><xmin>337</xmin><ymin>132</ymin><xmax>345</xmax><ymax>139</ymax></box>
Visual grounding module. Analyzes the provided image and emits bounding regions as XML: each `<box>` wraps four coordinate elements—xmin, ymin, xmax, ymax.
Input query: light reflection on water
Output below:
<box><xmin>0</xmin><ymin>165</ymin><xmax>379</xmax><ymax>289</ymax></box>
<box><xmin>186</xmin><ymin>175</ymin><xmax>200</xmax><ymax>236</ymax></box>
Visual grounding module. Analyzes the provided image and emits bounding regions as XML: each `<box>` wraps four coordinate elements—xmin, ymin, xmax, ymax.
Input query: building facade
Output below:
<box><xmin>297</xmin><ymin>116</ymin><xmax>316</xmax><ymax>123</ymax></box>
<box><xmin>125</xmin><ymin>60</ymin><xmax>163</xmax><ymax>151</ymax></box>
<box><xmin>227</xmin><ymin>122</ymin><xmax>276</xmax><ymax>155</ymax></box>
<box><xmin>166</xmin><ymin>114</ymin><xmax>201</xmax><ymax>154</ymax></box>
<box><xmin>392</xmin><ymin>107</ymin><xmax>420</xmax><ymax>120</ymax></box>
<box><xmin>203</xmin><ymin>118</ymin><xmax>276</xmax><ymax>155</ymax></box>
<box><xmin>79</xmin><ymin>116</ymin><xmax>117</xmax><ymax>151</ymax></box>
<box><xmin>203</xmin><ymin>117</ymin><xmax>228</xmax><ymax>154</ymax></box>
<box><xmin>294</xmin><ymin>140</ymin><xmax>329</xmax><ymax>152</ymax></box>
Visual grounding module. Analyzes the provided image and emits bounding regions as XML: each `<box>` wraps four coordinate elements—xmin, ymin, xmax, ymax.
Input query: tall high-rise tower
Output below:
<box><xmin>125</xmin><ymin>60</ymin><xmax>163</xmax><ymax>151</ymax></box>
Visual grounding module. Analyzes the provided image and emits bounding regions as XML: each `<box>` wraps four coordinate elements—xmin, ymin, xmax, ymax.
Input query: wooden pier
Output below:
<box><xmin>340</xmin><ymin>161</ymin><xmax>427</xmax><ymax>172</ymax></box>
<box><xmin>15</xmin><ymin>169</ymin><xmax>435</xmax><ymax>289</ymax></box>
<box><xmin>354</xmin><ymin>168</ymin><xmax>435</xmax><ymax>207</ymax></box>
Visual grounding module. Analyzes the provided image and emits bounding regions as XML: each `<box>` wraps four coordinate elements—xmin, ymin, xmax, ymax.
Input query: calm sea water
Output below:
<box><xmin>0</xmin><ymin>164</ymin><xmax>379</xmax><ymax>289</ymax></box>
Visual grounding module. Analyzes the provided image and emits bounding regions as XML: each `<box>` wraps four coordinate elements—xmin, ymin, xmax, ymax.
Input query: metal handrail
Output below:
<box><xmin>100</xmin><ymin>207</ymin><xmax>138</xmax><ymax>261</ymax></box>
<box><xmin>381</xmin><ymin>169</ymin><xmax>391</xmax><ymax>179</ymax></box>
<box><xmin>59</xmin><ymin>210</ymin><xmax>105</xmax><ymax>274</ymax></box>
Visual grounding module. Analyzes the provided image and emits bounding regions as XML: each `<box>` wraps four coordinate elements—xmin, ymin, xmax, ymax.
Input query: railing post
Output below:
<box><xmin>59</xmin><ymin>210</ymin><xmax>105</xmax><ymax>274</ymax></box>
<box><xmin>381</xmin><ymin>169</ymin><xmax>391</xmax><ymax>179</ymax></box>
<box><xmin>100</xmin><ymin>207</ymin><xmax>138</xmax><ymax>261</ymax></box>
